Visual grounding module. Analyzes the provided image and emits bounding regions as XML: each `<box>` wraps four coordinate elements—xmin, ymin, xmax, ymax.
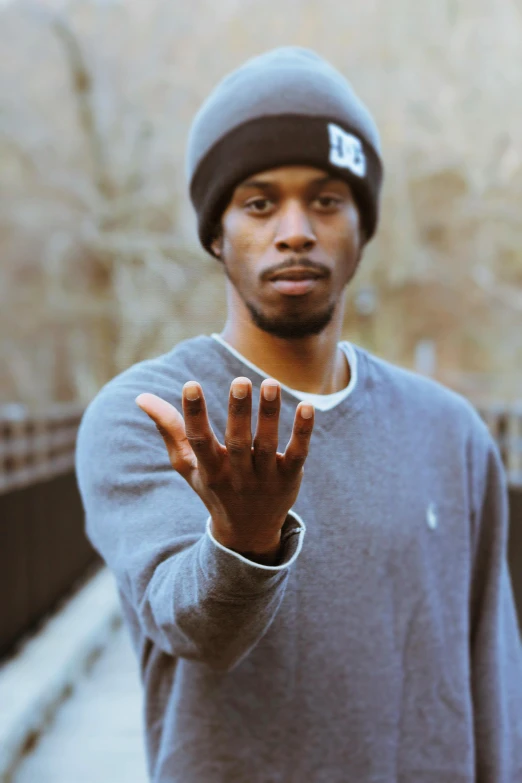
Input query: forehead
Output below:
<box><xmin>235</xmin><ymin>164</ymin><xmax>348</xmax><ymax>191</ymax></box>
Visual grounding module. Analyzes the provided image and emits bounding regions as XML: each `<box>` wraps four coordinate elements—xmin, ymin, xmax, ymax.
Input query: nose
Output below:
<box><xmin>273</xmin><ymin>201</ymin><xmax>317</xmax><ymax>254</ymax></box>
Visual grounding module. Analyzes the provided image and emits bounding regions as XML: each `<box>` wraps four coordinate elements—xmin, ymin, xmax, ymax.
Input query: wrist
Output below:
<box><xmin>236</xmin><ymin>539</ymin><xmax>283</xmax><ymax>566</ymax></box>
<box><xmin>210</xmin><ymin>523</ymin><xmax>283</xmax><ymax>564</ymax></box>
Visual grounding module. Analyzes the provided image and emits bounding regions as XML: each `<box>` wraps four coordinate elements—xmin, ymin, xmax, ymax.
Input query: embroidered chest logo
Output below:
<box><xmin>327</xmin><ymin>123</ymin><xmax>367</xmax><ymax>177</ymax></box>
<box><xmin>426</xmin><ymin>502</ymin><xmax>438</xmax><ymax>530</ymax></box>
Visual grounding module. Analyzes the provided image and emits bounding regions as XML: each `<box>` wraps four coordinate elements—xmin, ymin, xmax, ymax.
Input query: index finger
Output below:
<box><xmin>181</xmin><ymin>382</ymin><xmax>222</xmax><ymax>472</ymax></box>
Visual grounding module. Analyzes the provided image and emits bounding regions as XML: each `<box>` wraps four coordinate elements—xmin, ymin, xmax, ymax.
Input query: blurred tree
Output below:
<box><xmin>0</xmin><ymin>0</ymin><xmax>521</xmax><ymax>406</ymax></box>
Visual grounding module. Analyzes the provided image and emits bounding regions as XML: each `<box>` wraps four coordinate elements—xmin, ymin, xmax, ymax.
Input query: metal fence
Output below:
<box><xmin>0</xmin><ymin>399</ymin><xmax>521</xmax><ymax>659</ymax></box>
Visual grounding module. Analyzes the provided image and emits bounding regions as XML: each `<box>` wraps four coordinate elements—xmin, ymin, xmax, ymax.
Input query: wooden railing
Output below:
<box><xmin>475</xmin><ymin>402</ymin><xmax>522</xmax><ymax>633</ymax></box>
<box><xmin>476</xmin><ymin>401</ymin><xmax>522</xmax><ymax>488</ymax></box>
<box><xmin>0</xmin><ymin>402</ymin><xmax>101</xmax><ymax>659</ymax></box>
<box><xmin>0</xmin><ymin>402</ymin><xmax>85</xmax><ymax>496</ymax></box>
<box><xmin>0</xmin><ymin>399</ymin><xmax>521</xmax><ymax>660</ymax></box>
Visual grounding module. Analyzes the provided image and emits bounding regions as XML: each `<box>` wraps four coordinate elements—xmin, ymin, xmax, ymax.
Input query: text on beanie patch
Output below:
<box><xmin>328</xmin><ymin>123</ymin><xmax>367</xmax><ymax>178</ymax></box>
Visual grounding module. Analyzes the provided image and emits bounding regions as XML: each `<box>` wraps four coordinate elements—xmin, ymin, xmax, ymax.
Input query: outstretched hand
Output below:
<box><xmin>135</xmin><ymin>376</ymin><xmax>314</xmax><ymax>560</ymax></box>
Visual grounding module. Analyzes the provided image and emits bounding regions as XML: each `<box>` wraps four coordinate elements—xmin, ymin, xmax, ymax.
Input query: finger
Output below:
<box><xmin>135</xmin><ymin>392</ymin><xmax>198</xmax><ymax>479</ymax></box>
<box><xmin>252</xmin><ymin>378</ymin><xmax>281</xmax><ymax>473</ymax></box>
<box><xmin>181</xmin><ymin>382</ymin><xmax>222</xmax><ymax>474</ymax></box>
<box><xmin>224</xmin><ymin>377</ymin><xmax>253</xmax><ymax>472</ymax></box>
<box><xmin>279</xmin><ymin>402</ymin><xmax>314</xmax><ymax>475</ymax></box>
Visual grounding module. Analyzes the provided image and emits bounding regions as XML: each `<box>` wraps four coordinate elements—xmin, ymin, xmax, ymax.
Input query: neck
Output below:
<box><xmin>219</xmin><ymin>317</ymin><xmax>350</xmax><ymax>396</ymax></box>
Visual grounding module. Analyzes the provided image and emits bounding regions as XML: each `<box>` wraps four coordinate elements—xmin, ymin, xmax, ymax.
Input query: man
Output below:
<box><xmin>75</xmin><ymin>47</ymin><xmax>522</xmax><ymax>782</ymax></box>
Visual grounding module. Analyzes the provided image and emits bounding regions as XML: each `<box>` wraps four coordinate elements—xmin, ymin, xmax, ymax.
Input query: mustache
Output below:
<box><xmin>266</xmin><ymin>258</ymin><xmax>326</xmax><ymax>279</ymax></box>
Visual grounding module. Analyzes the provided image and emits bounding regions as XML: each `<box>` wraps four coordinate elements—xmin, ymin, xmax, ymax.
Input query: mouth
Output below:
<box><xmin>269</xmin><ymin>267</ymin><xmax>324</xmax><ymax>282</ymax></box>
<box><xmin>269</xmin><ymin>277</ymin><xmax>324</xmax><ymax>296</ymax></box>
<box><xmin>267</xmin><ymin>266</ymin><xmax>327</xmax><ymax>296</ymax></box>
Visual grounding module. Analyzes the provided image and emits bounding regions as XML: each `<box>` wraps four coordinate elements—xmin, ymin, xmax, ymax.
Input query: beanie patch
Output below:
<box><xmin>328</xmin><ymin>123</ymin><xmax>367</xmax><ymax>178</ymax></box>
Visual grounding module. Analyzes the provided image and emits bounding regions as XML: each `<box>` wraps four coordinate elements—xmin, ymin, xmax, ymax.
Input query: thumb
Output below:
<box><xmin>135</xmin><ymin>392</ymin><xmax>174</xmax><ymax>421</ymax></box>
<box><xmin>135</xmin><ymin>393</ymin><xmax>197</xmax><ymax>475</ymax></box>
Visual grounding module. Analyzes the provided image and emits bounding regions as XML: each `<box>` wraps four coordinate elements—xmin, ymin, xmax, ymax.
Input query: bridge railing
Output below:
<box><xmin>0</xmin><ymin>402</ymin><xmax>84</xmax><ymax>496</ymax></box>
<box><xmin>0</xmin><ymin>402</ymin><xmax>101</xmax><ymax>659</ymax></box>
<box><xmin>475</xmin><ymin>401</ymin><xmax>522</xmax><ymax>488</ymax></box>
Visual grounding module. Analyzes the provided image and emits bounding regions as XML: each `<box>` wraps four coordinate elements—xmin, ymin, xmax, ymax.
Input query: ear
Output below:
<box><xmin>210</xmin><ymin>226</ymin><xmax>224</xmax><ymax>259</ymax></box>
<box><xmin>358</xmin><ymin>222</ymin><xmax>367</xmax><ymax>256</ymax></box>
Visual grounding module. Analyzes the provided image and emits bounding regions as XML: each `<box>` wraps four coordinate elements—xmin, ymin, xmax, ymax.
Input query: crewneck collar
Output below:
<box><xmin>209</xmin><ymin>332</ymin><xmax>365</xmax><ymax>414</ymax></box>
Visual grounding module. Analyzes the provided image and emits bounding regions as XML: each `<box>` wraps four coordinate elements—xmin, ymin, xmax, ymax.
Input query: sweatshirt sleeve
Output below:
<box><xmin>74</xmin><ymin>384</ymin><xmax>306</xmax><ymax>673</ymax></box>
<box><xmin>469</xmin><ymin>421</ymin><xmax>522</xmax><ymax>782</ymax></box>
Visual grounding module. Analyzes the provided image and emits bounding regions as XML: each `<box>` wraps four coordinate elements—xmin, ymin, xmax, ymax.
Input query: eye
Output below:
<box><xmin>315</xmin><ymin>195</ymin><xmax>342</xmax><ymax>209</ymax></box>
<box><xmin>246</xmin><ymin>197</ymin><xmax>273</xmax><ymax>213</ymax></box>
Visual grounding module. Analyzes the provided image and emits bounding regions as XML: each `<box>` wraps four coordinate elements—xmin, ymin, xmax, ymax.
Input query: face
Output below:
<box><xmin>211</xmin><ymin>165</ymin><xmax>364</xmax><ymax>340</ymax></box>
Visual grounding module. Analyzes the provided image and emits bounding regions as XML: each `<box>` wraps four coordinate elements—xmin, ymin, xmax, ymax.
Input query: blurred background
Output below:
<box><xmin>2</xmin><ymin>0</ymin><xmax>522</xmax><ymax>407</ymax></box>
<box><xmin>0</xmin><ymin>1</ymin><xmax>521</xmax><ymax>781</ymax></box>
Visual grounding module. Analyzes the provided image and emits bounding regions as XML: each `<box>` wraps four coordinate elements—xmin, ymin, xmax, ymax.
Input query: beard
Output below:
<box><xmin>223</xmin><ymin>263</ymin><xmax>339</xmax><ymax>340</ymax></box>
<box><xmin>244</xmin><ymin>294</ymin><xmax>337</xmax><ymax>339</ymax></box>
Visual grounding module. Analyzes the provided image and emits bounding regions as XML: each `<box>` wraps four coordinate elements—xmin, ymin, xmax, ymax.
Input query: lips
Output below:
<box><xmin>269</xmin><ymin>269</ymin><xmax>324</xmax><ymax>282</ymax></box>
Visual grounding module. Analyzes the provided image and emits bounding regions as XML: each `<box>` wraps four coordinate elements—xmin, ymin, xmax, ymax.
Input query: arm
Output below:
<box><xmin>75</xmin><ymin>377</ymin><xmax>311</xmax><ymax>673</ymax></box>
<box><xmin>469</xmin><ymin>423</ymin><xmax>522</xmax><ymax>781</ymax></box>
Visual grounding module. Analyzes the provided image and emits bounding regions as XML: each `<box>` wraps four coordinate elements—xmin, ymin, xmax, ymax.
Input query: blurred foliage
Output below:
<box><xmin>1</xmin><ymin>0</ymin><xmax>521</xmax><ymax>408</ymax></box>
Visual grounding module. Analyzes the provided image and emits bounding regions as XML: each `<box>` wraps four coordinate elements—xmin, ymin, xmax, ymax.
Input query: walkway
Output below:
<box><xmin>12</xmin><ymin>624</ymin><xmax>149</xmax><ymax>783</ymax></box>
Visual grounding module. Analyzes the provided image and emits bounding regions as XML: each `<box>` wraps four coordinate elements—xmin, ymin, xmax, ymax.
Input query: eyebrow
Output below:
<box><xmin>237</xmin><ymin>175</ymin><xmax>344</xmax><ymax>191</ymax></box>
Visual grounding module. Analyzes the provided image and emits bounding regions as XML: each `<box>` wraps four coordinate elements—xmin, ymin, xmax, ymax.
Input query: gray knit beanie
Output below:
<box><xmin>185</xmin><ymin>46</ymin><xmax>384</xmax><ymax>258</ymax></box>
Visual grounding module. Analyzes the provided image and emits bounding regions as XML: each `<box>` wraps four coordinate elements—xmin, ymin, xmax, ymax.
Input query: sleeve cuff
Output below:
<box><xmin>205</xmin><ymin>509</ymin><xmax>306</xmax><ymax>571</ymax></box>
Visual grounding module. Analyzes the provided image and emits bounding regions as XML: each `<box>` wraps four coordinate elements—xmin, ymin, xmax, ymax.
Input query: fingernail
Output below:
<box><xmin>232</xmin><ymin>383</ymin><xmax>248</xmax><ymax>399</ymax></box>
<box><xmin>301</xmin><ymin>405</ymin><xmax>313</xmax><ymax>419</ymax></box>
<box><xmin>263</xmin><ymin>383</ymin><xmax>278</xmax><ymax>401</ymax></box>
<box><xmin>184</xmin><ymin>383</ymin><xmax>200</xmax><ymax>400</ymax></box>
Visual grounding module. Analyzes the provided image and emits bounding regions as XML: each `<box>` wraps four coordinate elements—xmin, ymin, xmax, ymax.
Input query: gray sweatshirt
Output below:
<box><xmin>75</xmin><ymin>333</ymin><xmax>522</xmax><ymax>783</ymax></box>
